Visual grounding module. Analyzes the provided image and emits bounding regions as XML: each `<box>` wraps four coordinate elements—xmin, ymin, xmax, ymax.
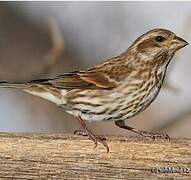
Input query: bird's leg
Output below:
<box><xmin>74</xmin><ymin>116</ymin><xmax>109</xmax><ymax>152</ymax></box>
<box><xmin>115</xmin><ymin>120</ymin><xmax>170</xmax><ymax>141</ymax></box>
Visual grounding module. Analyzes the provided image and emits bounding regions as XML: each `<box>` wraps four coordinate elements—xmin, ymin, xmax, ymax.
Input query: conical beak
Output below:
<box><xmin>171</xmin><ymin>36</ymin><xmax>189</xmax><ymax>50</ymax></box>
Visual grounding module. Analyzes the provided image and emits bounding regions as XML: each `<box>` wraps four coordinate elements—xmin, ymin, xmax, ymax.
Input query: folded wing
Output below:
<box><xmin>30</xmin><ymin>70</ymin><xmax>118</xmax><ymax>89</ymax></box>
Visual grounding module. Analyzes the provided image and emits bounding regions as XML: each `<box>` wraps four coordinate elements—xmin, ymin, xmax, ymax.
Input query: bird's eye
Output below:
<box><xmin>155</xmin><ymin>36</ymin><xmax>164</xmax><ymax>42</ymax></box>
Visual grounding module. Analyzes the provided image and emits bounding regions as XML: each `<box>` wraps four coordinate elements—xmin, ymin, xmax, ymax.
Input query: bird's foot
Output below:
<box><xmin>74</xmin><ymin>129</ymin><xmax>88</xmax><ymax>137</ymax></box>
<box><xmin>74</xmin><ymin>129</ymin><xmax>109</xmax><ymax>153</ymax></box>
<box><xmin>139</xmin><ymin>131</ymin><xmax>170</xmax><ymax>141</ymax></box>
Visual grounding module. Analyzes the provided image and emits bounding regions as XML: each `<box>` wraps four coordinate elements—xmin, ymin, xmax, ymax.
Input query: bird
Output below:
<box><xmin>0</xmin><ymin>28</ymin><xmax>188</xmax><ymax>152</ymax></box>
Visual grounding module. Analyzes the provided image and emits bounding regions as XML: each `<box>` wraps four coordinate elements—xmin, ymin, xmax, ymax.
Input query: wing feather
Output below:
<box><xmin>30</xmin><ymin>70</ymin><xmax>117</xmax><ymax>89</ymax></box>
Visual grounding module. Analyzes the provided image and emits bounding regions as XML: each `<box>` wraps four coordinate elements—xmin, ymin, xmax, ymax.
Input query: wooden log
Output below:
<box><xmin>0</xmin><ymin>132</ymin><xmax>190</xmax><ymax>179</ymax></box>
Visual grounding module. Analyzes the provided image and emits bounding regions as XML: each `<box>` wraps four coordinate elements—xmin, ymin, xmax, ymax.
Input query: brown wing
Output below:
<box><xmin>79</xmin><ymin>71</ymin><xmax>117</xmax><ymax>88</ymax></box>
<box><xmin>30</xmin><ymin>70</ymin><xmax>117</xmax><ymax>89</ymax></box>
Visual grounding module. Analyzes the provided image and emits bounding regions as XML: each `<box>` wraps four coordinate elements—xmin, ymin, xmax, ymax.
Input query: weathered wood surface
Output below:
<box><xmin>0</xmin><ymin>133</ymin><xmax>190</xmax><ymax>179</ymax></box>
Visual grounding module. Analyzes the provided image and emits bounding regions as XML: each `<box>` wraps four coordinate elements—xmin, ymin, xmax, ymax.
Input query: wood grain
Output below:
<box><xmin>0</xmin><ymin>132</ymin><xmax>190</xmax><ymax>179</ymax></box>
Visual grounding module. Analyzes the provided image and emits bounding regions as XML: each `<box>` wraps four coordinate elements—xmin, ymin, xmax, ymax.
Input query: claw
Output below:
<box><xmin>164</xmin><ymin>133</ymin><xmax>171</xmax><ymax>142</ymax></box>
<box><xmin>94</xmin><ymin>141</ymin><xmax>98</xmax><ymax>148</ymax></box>
<box><xmin>74</xmin><ymin>130</ymin><xmax>87</xmax><ymax>136</ymax></box>
<box><xmin>74</xmin><ymin>129</ymin><xmax>109</xmax><ymax>153</ymax></box>
<box><xmin>139</xmin><ymin>131</ymin><xmax>170</xmax><ymax>141</ymax></box>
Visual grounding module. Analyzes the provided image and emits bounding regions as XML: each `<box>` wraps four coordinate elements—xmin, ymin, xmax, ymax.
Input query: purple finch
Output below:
<box><xmin>0</xmin><ymin>28</ymin><xmax>188</xmax><ymax>152</ymax></box>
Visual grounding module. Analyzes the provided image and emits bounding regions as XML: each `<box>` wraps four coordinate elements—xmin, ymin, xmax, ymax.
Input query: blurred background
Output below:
<box><xmin>0</xmin><ymin>2</ymin><xmax>191</xmax><ymax>138</ymax></box>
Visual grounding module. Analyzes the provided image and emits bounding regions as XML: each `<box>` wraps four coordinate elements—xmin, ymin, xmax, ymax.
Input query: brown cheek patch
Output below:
<box><xmin>137</xmin><ymin>39</ymin><xmax>159</xmax><ymax>53</ymax></box>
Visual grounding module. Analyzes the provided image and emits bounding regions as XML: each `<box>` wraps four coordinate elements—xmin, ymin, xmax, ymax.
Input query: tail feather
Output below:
<box><xmin>0</xmin><ymin>81</ymin><xmax>28</xmax><ymax>89</ymax></box>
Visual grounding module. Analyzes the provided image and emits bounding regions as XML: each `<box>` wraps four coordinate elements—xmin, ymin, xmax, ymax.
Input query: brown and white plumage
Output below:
<box><xmin>0</xmin><ymin>28</ymin><xmax>188</xmax><ymax>152</ymax></box>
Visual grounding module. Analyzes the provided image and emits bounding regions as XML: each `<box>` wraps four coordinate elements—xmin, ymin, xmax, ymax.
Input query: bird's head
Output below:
<box><xmin>128</xmin><ymin>28</ymin><xmax>188</xmax><ymax>67</ymax></box>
